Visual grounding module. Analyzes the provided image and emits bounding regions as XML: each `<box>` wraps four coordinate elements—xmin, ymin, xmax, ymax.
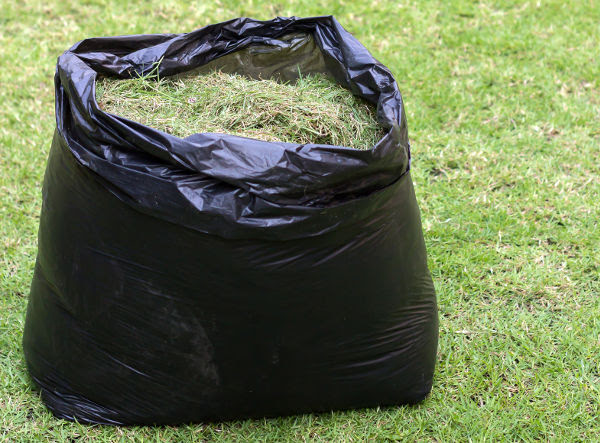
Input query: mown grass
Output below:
<box><xmin>1</xmin><ymin>0</ymin><xmax>599</xmax><ymax>441</ymax></box>
<box><xmin>97</xmin><ymin>71</ymin><xmax>383</xmax><ymax>149</ymax></box>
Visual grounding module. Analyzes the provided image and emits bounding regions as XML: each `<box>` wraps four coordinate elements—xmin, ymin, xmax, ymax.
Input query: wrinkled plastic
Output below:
<box><xmin>23</xmin><ymin>16</ymin><xmax>438</xmax><ymax>425</ymax></box>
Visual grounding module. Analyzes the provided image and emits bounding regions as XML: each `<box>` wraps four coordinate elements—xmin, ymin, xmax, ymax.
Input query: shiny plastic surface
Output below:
<box><xmin>23</xmin><ymin>16</ymin><xmax>438</xmax><ymax>425</ymax></box>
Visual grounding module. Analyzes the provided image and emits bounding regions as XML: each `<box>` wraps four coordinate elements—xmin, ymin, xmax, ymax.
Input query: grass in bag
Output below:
<box><xmin>95</xmin><ymin>71</ymin><xmax>384</xmax><ymax>150</ymax></box>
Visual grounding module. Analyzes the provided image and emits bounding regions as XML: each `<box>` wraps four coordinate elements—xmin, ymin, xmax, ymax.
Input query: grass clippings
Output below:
<box><xmin>96</xmin><ymin>71</ymin><xmax>384</xmax><ymax>149</ymax></box>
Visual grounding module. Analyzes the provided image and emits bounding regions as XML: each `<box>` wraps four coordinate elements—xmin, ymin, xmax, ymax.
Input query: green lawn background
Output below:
<box><xmin>1</xmin><ymin>0</ymin><xmax>599</xmax><ymax>441</ymax></box>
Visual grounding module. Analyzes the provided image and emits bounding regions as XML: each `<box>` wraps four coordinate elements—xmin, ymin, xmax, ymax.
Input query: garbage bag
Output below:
<box><xmin>23</xmin><ymin>15</ymin><xmax>438</xmax><ymax>425</ymax></box>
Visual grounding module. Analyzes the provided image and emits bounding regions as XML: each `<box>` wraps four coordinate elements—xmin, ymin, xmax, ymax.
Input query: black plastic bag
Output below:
<box><xmin>23</xmin><ymin>16</ymin><xmax>438</xmax><ymax>425</ymax></box>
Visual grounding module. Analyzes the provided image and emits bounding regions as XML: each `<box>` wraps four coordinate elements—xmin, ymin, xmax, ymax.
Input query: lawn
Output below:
<box><xmin>1</xmin><ymin>0</ymin><xmax>599</xmax><ymax>441</ymax></box>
